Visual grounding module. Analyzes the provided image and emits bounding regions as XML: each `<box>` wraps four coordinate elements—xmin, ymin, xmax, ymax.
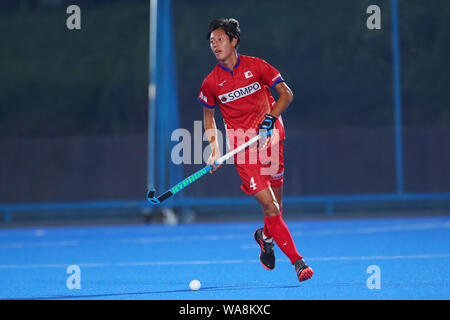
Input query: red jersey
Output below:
<box><xmin>198</xmin><ymin>54</ymin><xmax>286</xmax><ymax>149</ymax></box>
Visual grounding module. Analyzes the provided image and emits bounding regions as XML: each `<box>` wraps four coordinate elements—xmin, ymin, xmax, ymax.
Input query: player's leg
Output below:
<box><xmin>254</xmin><ymin>187</ymin><xmax>313</xmax><ymax>282</ymax></box>
<box><xmin>262</xmin><ymin>185</ymin><xmax>281</xmax><ymax>238</ymax></box>
<box><xmin>263</xmin><ymin>144</ymin><xmax>284</xmax><ymax>237</ymax></box>
<box><xmin>253</xmin><ymin>187</ymin><xmax>302</xmax><ymax>264</ymax></box>
<box><xmin>261</xmin><ymin>185</ymin><xmax>281</xmax><ymax>243</ymax></box>
<box><xmin>255</xmin><ymin>185</ymin><xmax>314</xmax><ymax>282</ymax></box>
<box><xmin>235</xmin><ymin>145</ymin><xmax>313</xmax><ymax>281</ymax></box>
<box><xmin>272</xmin><ymin>185</ymin><xmax>282</xmax><ymax>205</ymax></box>
<box><xmin>252</xmin><ymin>187</ymin><xmax>277</xmax><ymax>270</ymax></box>
<box><xmin>271</xmin><ymin>185</ymin><xmax>283</xmax><ymax>214</ymax></box>
<box><xmin>253</xmin><ymin>187</ymin><xmax>280</xmax><ymax>217</ymax></box>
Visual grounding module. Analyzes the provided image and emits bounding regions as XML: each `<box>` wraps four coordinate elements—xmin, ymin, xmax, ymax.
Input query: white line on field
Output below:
<box><xmin>118</xmin><ymin>221</ymin><xmax>450</xmax><ymax>245</ymax></box>
<box><xmin>1</xmin><ymin>221</ymin><xmax>449</xmax><ymax>249</ymax></box>
<box><xmin>0</xmin><ymin>254</ymin><xmax>449</xmax><ymax>270</ymax></box>
<box><xmin>0</xmin><ymin>241</ymin><xmax>80</xmax><ymax>249</ymax></box>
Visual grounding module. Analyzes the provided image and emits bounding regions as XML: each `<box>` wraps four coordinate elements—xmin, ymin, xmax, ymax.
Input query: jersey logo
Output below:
<box><xmin>244</xmin><ymin>71</ymin><xmax>253</xmax><ymax>79</ymax></box>
<box><xmin>272</xmin><ymin>73</ymin><xmax>282</xmax><ymax>82</ymax></box>
<box><xmin>218</xmin><ymin>82</ymin><xmax>261</xmax><ymax>103</ymax></box>
<box><xmin>219</xmin><ymin>80</ymin><xmax>227</xmax><ymax>86</ymax></box>
<box><xmin>199</xmin><ymin>91</ymin><xmax>208</xmax><ymax>103</ymax></box>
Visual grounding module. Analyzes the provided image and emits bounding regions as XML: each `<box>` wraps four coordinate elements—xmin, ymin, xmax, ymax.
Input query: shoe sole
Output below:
<box><xmin>298</xmin><ymin>267</ymin><xmax>314</xmax><ymax>282</ymax></box>
<box><xmin>259</xmin><ymin>253</ymin><xmax>274</xmax><ymax>271</ymax></box>
<box><xmin>254</xmin><ymin>230</ymin><xmax>274</xmax><ymax>271</ymax></box>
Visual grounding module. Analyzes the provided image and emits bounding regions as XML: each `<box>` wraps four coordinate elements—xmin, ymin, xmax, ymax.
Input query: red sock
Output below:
<box><xmin>263</xmin><ymin>206</ymin><xmax>282</xmax><ymax>238</ymax></box>
<box><xmin>264</xmin><ymin>213</ymin><xmax>302</xmax><ymax>264</ymax></box>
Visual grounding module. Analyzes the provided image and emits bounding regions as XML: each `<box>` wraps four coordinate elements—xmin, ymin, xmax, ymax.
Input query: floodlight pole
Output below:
<box><xmin>148</xmin><ymin>0</ymin><xmax>158</xmax><ymax>193</ymax></box>
<box><xmin>391</xmin><ymin>0</ymin><xmax>404</xmax><ymax>194</ymax></box>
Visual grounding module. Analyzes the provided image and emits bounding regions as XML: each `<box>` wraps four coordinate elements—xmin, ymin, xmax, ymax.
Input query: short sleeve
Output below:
<box><xmin>197</xmin><ymin>78</ymin><xmax>216</xmax><ymax>109</ymax></box>
<box><xmin>255</xmin><ymin>58</ymin><xmax>285</xmax><ymax>89</ymax></box>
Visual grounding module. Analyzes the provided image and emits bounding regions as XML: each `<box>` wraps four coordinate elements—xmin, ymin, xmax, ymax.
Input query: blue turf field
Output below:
<box><xmin>1</xmin><ymin>215</ymin><xmax>449</xmax><ymax>300</ymax></box>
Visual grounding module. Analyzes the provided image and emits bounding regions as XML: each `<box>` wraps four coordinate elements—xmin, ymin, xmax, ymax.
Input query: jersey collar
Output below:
<box><xmin>218</xmin><ymin>53</ymin><xmax>241</xmax><ymax>75</ymax></box>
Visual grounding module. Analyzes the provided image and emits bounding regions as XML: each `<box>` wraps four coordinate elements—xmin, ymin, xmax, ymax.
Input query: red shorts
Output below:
<box><xmin>235</xmin><ymin>140</ymin><xmax>285</xmax><ymax>195</ymax></box>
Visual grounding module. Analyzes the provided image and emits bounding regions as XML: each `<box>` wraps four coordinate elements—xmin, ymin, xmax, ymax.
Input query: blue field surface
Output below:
<box><xmin>0</xmin><ymin>215</ymin><xmax>449</xmax><ymax>300</ymax></box>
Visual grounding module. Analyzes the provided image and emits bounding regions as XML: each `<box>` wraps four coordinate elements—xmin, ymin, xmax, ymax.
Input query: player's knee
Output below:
<box><xmin>261</xmin><ymin>201</ymin><xmax>280</xmax><ymax>217</ymax></box>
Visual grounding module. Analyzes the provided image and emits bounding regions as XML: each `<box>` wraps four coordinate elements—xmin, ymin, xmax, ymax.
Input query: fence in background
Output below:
<box><xmin>1</xmin><ymin>0</ymin><xmax>450</xmax><ymax>225</ymax></box>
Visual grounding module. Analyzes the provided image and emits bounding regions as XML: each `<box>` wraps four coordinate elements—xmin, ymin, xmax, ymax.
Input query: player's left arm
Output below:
<box><xmin>269</xmin><ymin>81</ymin><xmax>294</xmax><ymax>118</ymax></box>
<box><xmin>258</xmin><ymin>82</ymin><xmax>293</xmax><ymax>135</ymax></box>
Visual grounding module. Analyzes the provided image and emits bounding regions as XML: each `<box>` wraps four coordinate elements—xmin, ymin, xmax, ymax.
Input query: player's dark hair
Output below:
<box><xmin>207</xmin><ymin>18</ymin><xmax>241</xmax><ymax>49</ymax></box>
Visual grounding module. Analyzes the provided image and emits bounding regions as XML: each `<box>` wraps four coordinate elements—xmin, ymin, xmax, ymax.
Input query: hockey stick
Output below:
<box><xmin>147</xmin><ymin>134</ymin><xmax>261</xmax><ymax>204</ymax></box>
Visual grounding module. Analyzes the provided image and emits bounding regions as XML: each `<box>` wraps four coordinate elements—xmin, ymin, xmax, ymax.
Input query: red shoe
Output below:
<box><xmin>294</xmin><ymin>259</ymin><xmax>314</xmax><ymax>282</ymax></box>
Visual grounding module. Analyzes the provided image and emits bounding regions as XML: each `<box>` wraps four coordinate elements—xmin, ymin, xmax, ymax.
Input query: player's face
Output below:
<box><xmin>210</xmin><ymin>28</ymin><xmax>237</xmax><ymax>62</ymax></box>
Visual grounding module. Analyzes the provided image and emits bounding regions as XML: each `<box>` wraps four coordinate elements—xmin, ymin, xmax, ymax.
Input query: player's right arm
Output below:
<box><xmin>203</xmin><ymin>107</ymin><xmax>222</xmax><ymax>173</ymax></box>
<box><xmin>198</xmin><ymin>75</ymin><xmax>222</xmax><ymax>173</ymax></box>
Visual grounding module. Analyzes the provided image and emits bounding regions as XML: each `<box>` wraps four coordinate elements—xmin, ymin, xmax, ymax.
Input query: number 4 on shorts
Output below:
<box><xmin>250</xmin><ymin>177</ymin><xmax>257</xmax><ymax>191</ymax></box>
